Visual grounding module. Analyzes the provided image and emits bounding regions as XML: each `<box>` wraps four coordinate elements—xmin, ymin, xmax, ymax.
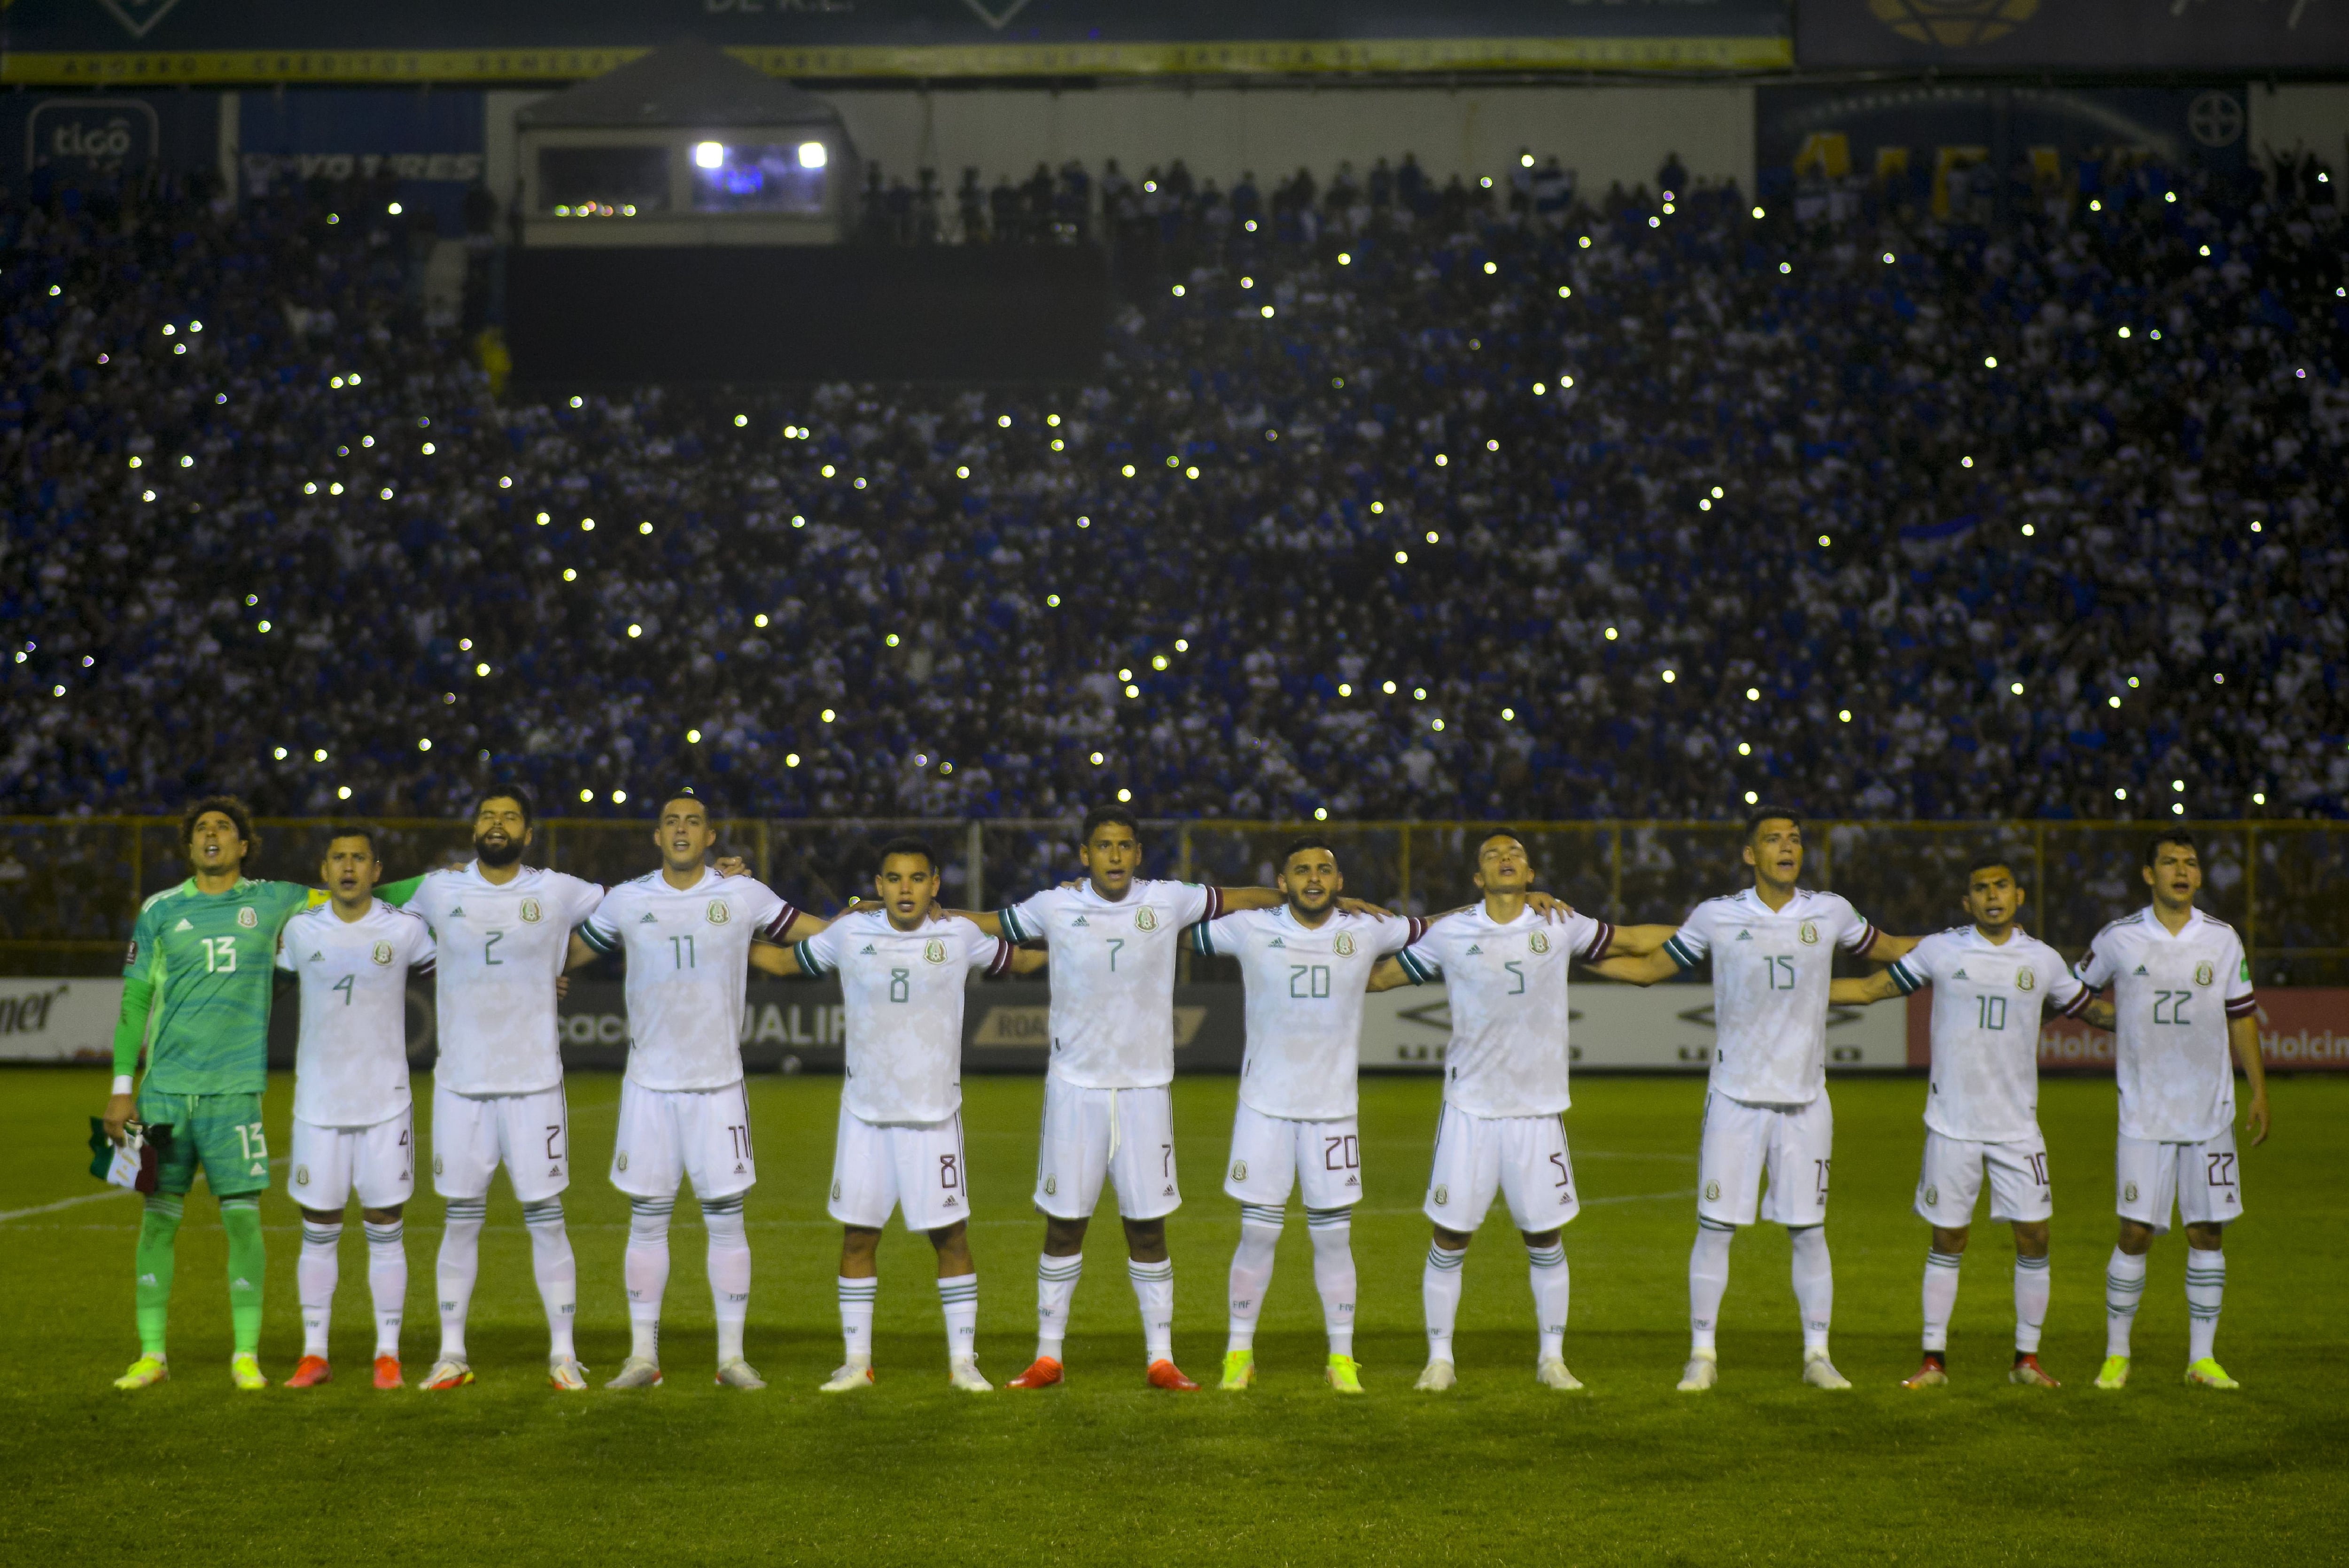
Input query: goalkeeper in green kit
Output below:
<box><xmin>102</xmin><ymin>798</ymin><xmax>421</xmax><ymax>1391</ymax></box>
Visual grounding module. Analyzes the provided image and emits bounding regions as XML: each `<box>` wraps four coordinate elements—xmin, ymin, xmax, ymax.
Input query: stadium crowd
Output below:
<box><xmin>2</xmin><ymin>148</ymin><xmax>2343</xmax><ymax>826</ymax></box>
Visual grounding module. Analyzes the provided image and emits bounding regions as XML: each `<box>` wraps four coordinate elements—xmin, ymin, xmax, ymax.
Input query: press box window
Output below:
<box><xmin>540</xmin><ymin>147</ymin><xmax>668</xmax><ymax>215</ymax></box>
<box><xmin>691</xmin><ymin>141</ymin><xmax>828</xmax><ymax>214</ymax></box>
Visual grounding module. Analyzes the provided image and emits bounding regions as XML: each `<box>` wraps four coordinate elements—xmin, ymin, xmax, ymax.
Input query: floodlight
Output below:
<box><xmin>694</xmin><ymin>141</ymin><xmax>724</xmax><ymax>169</ymax></box>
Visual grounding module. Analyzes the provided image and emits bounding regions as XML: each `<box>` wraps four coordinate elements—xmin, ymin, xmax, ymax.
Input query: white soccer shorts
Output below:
<box><xmin>611</xmin><ymin>1079</ymin><xmax>756</xmax><ymax>1203</ymax></box>
<box><xmin>1914</xmin><ymin>1128</ymin><xmax>2052</xmax><ymax>1227</ymax></box>
<box><xmin>1223</xmin><ymin>1101</ymin><xmax>1363</xmax><ymax>1211</ymax></box>
<box><xmin>430</xmin><ymin>1082</ymin><xmax>570</xmax><ymax>1204</ymax></box>
<box><xmin>1696</xmin><ymin>1089</ymin><xmax>1833</xmax><ymax>1228</ymax></box>
<box><xmin>1422</xmin><ymin>1103</ymin><xmax>1579</xmax><ymax>1236</ymax></box>
<box><xmin>288</xmin><ymin>1106</ymin><xmax>416</xmax><ymax>1211</ymax></box>
<box><xmin>2116</xmin><ymin>1128</ymin><xmax>2244</xmax><ymax>1233</ymax></box>
<box><xmin>1032</xmin><ymin>1077</ymin><xmax>1181</xmax><ymax>1222</ymax></box>
<box><xmin>828</xmin><ymin>1104</ymin><xmax>971</xmax><ymax>1233</ymax></box>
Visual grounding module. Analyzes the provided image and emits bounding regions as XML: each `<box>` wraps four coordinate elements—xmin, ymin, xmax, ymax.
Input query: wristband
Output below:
<box><xmin>111</xmin><ymin>1074</ymin><xmax>134</xmax><ymax>1095</ymax></box>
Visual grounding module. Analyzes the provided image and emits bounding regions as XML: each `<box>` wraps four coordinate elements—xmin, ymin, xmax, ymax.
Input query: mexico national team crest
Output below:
<box><xmin>1333</xmin><ymin>932</ymin><xmax>1355</xmax><ymax>957</ymax></box>
<box><xmin>294</xmin><ymin>1165</ymin><xmax>310</xmax><ymax>1187</ymax></box>
<box><xmin>2124</xmin><ymin>1181</ymin><xmax>2139</xmax><ymax>1203</ymax></box>
<box><xmin>1135</xmin><ymin>906</ymin><xmax>1157</xmax><ymax>931</ymax></box>
<box><xmin>707</xmin><ymin>900</ymin><xmax>730</xmax><ymax>925</ymax></box>
<box><xmin>237</xmin><ymin>906</ymin><xmax>258</xmax><ymax>929</ymax></box>
<box><xmin>1043</xmin><ymin>1175</ymin><xmax>1058</xmax><ymax>1196</ymax></box>
<box><xmin>1432</xmin><ymin>1184</ymin><xmax>1449</xmax><ymax>1206</ymax></box>
<box><xmin>2017</xmin><ymin>966</ymin><xmax>2035</xmax><ymax>991</ymax></box>
<box><xmin>1230</xmin><ymin>1160</ymin><xmax>1248</xmax><ymax>1182</ymax></box>
<box><xmin>1923</xmin><ymin>1184</ymin><xmax>1938</xmax><ymax>1207</ymax></box>
<box><xmin>372</xmin><ymin>940</ymin><xmax>395</xmax><ymax>965</ymax></box>
<box><xmin>617</xmin><ymin>1152</ymin><xmax>629</xmax><ymax>1172</ymax></box>
<box><xmin>2195</xmin><ymin>961</ymin><xmax>2214</xmax><ymax>986</ymax></box>
<box><xmin>1529</xmin><ymin>930</ymin><xmax>1550</xmax><ymax>954</ymax></box>
<box><xmin>1703</xmin><ymin>1180</ymin><xmax>1721</xmax><ymax>1202</ymax></box>
<box><xmin>433</xmin><ymin>1156</ymin><xmax>444</xmax><ymax>1176</ymax></box>
<box><xmin>519</xmin><ymin>897</ymin><xmax>543</xmax><ymax>923</ymax></box>
<box><xmin>925</xmin><ymin>939</ymin><xmax>948</xmax><ymax>964</ymax></box>
<box><xmin>1798</xmin><ymin>920</ymin><xmax>1819</xmax><ymax>945</ymax></box>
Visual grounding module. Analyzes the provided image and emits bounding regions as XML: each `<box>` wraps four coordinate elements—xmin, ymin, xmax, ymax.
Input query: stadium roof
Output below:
<box><xmin>517</xmin><ymin>39</ymin><xmax>841</xmax><ymax>130</ymax></box>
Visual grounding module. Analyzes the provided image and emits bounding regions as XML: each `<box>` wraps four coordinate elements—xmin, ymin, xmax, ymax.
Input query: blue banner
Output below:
<box><xmin>0</xmin><ymin>88</ymin><xmax>218</xmax><ymax>182</ymax></box>
<box><xmin>238</xmin><ymin>90</ymin><xmax>486</xmax><ymax>231</ymax></box>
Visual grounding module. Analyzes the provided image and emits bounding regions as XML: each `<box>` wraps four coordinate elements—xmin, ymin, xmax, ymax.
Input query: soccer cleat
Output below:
<box><xmin>1005</xmin><ymin>1355</ymin><xmax>1064</xmax><ymax>1389</ymax></box>
<box><xmin>820</xmin><ymin>1359</ymin><xmax>876</xmax><ymax>1393</ymax></box>
<box><xmin>229</xmin><ymin>1353</ymin><xmax>269</xmax><ymax>1391</ymax></box>
<box><xmin>1801</xmin><ymin>1350</ymin><xmax>1852</xmax><ymax>1390</ymax></box>
<box><xmin>1414</xmin><ymin>1358</ymin><xmax>1457</xmax><ymax>1392</ymax></box>
<box><xmin>418</xmin><ymin>1358</ymin><xmax>474</xmax><ymax>1391</ymax></box>
<box><xmin>1901</xmin><ymin>1353</ymin><xmax>1948</xmax><ymax>1389</ymax></box>
<box><xmin>372</xmin><ymin>1356</ymin><xmax>404</xmax><ymax>1390</ymax></box>
<box><xmin>1676</xmin><ymin>1351</ymin><xmax>1719</xmax><ymax>1392</ymax></box>
<box><xmin>2184</xmin><ymin>1357</ymin><xmax>2240</xmax><ymax>1390</ymax></box>
<box><xmin>286</xmin><ymin>1355</ymin><xmax>333</xmax><ymax>1389</ymax></box>
<box><xmin>948</xmin><ymin>1356</ymin><xmax>993</xmax><ymax>1393</ymax></box>
<box><xmin>604</xmin><ymin>1356</ymin><xmax>663</xmax><ymax>1389</ymax></box>
<box><xmin>1146</xmin><ymin>1359</ymin><xmax>1200</xmax><ymax>1391</ymax></box>
<box><xmin>2094</xmin><ymin>1355</ymin><xmax>2130</xmax><ymax>1390</ymax></box>
<box><xmin>2009</xmin><ymin>1354</ymin><xmax>2059</xmax><ymax>1388</ymax></box>
<box><xmin>715</xmin><ymin>1359</ymin><xmax>767</xmax><ymax>1390</ymax></box>
<box><xmin>1535</xmin><ymin>1357</ymin><xmax>1584</xmax><ymax>1391</ymax></box>
<box><xmin>1220</xmin><ymin>1349</ymin><xmax>1257</xmax><ymax>1390</ymax></box>
<box><xmin>112</xmin><ymin>1355</ymin><xmax>169</xmax><ymax>1391</ymax></box>
<box><xmin>1326</xmin><ymin>1354</ymin><xmax>1365</xmax><ymax>1395</ymax></box>
<box><xmin>547</xmin><ymin>1357</ymin><xmax>591</xmax><ymax>1392</ymax></box>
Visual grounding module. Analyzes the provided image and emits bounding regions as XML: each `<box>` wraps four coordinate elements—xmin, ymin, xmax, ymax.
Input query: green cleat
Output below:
<box><xmin>1220</xmin><ymin>1349</ymin><xmax>1256</xmax><ymax>1390</ymax></box>
<box><xmin>229</xmin><ymin>1352</ymin><xmax>268</xmax><ymax>1391</ymax></box>
<box><xmin>2095</xmin><ymin>1355</ymin><xmax>2130</xmax><ymax>1390</ymax></box>
<box><xmin>2184</xmin><ymin>1358</ymin><xmax>2240</xmax><ymax>1390</ymax></box>
<box><xmin>1325</xmin><ymin>1354</ymin><xmax>1365</xmax><ymax>1395</ymax></box>
<box><xmin>112</xmin><ymin>1355</ymin><xmax>168</xmax><ymax>1391</ymax></box>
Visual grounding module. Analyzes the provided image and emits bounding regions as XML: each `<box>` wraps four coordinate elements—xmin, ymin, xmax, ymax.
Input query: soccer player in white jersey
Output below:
<box><xmin>1371</xmin><ymin>832</ymin><xmax>1670</xmax><ymax>1392</ymax></box>
<box><xmin>1595</xmin><ymin>808</ymin><xmax>1916</xmax><ymax>1392</ymax></box>
<box><xmin>277</xmin><ymin>827</ymin><xmax>436</xmax><ymax>1391</ymax></box>
<box><xmin>2073</xmin><ymin>830</ymin><xmax>2270</xmax><ymax>1392</ymax></box>
<box><xmin>571</xmin><ymin>787</ymin><xmax>814</xmax><ymax>1392</ymax></box>
<box><xmin>404</xmin><ymin>788</ymin><xmax>606</xmax><ymax>1391</ymax></box>
<box><xmin>964</xmin><ymin>806</ymin><xmax>1353</xmax><ymax>1392</ymax></box>
<box><xmin>1828</xmin><ymin>858</ymin><xmax>2107</xmax><ymax>1389</ymax></box>
<box><xmin>1189</xmin><ymin>836</ymin><xmax>1426</xmax><ymax>1395</ymax></box>
<box><xmin>754</xmin><ymin>836</ymin><xmax>1041</xmax><ymax>1392</ymax></box>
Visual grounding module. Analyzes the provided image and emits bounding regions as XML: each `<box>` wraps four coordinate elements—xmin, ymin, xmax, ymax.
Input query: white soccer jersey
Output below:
<box><xmin>1889</xmin><ymin>925</ymin><xmax>2090</xmax><ymax>1143</ymax></box>
<box><xmin>2076</xmin><ymin>906</ymin><xmax>2257</xmax><ymax>1143</ymax></box>
<box><xmin>1191</xmin><ymin>907</ymin><xmax>1423</xmax><ymax>1120</ymax></box>
<box><xmin>998</xmin><ymin>878</ymin><xmax>1222</xmax><ymax>1089</ymax></box>
<box><xmin>277</xmin><ymin>899</ymin><xmax>436</xmax><ymax>1127</ymax></box>
<box><xmin>1395</xmin><ymin>902</ymin><xmax>1615</xmax><ymax>1118</ymax></box>
<box><xmin>407</xmin><ymin>862</ymin><xmax>603</xmax><ymax>1096</ymax></box>
<box><xmin>1664</xmin><ymin>887</ymin><xmax>1881</xmax><ymax>1106</ymax></box>
<box><xmin>578</xmin><ymin>868</ymin><xmax>798</xmax><ymax>1091</ymax></box>
<box><xmin>796</xmin><ymin>910</ymin><xmax>1013</xmax><ymax>1123</ymax></box>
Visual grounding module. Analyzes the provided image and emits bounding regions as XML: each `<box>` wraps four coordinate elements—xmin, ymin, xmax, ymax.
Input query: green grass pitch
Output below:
<box><xmin>1</xmin><ymin>1068</ymin><xmax>2339</xmax><ymax>1566</ymax></box>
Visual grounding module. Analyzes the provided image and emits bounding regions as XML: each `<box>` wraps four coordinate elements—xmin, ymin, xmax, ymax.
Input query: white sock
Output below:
<box><xmin>1688</xmin><ymin>1221</ymin><xmax>1733</xmax><ymax>1353</ymax></box>
<box><xmin>521</xmin><ymin>1197</ymin><xmax>577</xmax><ymax>1361</ymax></box>
<box><xmin>1306</xmin><ymin>1208</ymin><xmax>1357</xmax><ymax>1359</ymax></box>
<box><xmin>939</xmin><ymin>1273</ymin><xmax>979</xmax><ymax>1361</ymax></box>
<box><xmin>2105</xmin><ymin>1246</ymin><xmax>2147</xmax><ymax>1358</ymax></box>
<box><xmin>364</xmin><ymin>1219</ymin><xmax>405</xmax><ymax>1358</ymax></box>
<box><xmin>298</xmin><ymin>1219</ymin><xmax>342</xmax><ymax>1359</ymax></box>
<box><xmin>704</xmin><ymin>1197</ymin><xmax>751</xmax><ymax>1366</ymax></box>
<box><xmin>2186</xmin><ymin>1248</ymin><xmax>2225</xmax><ymax>1363</ymax></box>
<box><xmin>435</xmin><ymin>1197</ymin><xmax>486</xmax><ymax>1362</ymax></box>
<box><xmin>1789</xmin><ymin>1225</ymin><xmax>1833</xmax><ymax>1355</ymax></box>
<box><xmin>1227</xmin><ymin>1206</ymin><xmax>1283</xmax><ymax>1353</ymax></box>
<box><xmin>1527</xmin><ymin>1240</ymin><xmax>1569</xmax><ymax>1363</ymax></box>
<box><xmin>1921</xmin><ymin>1250</ymin><xmax>1963</xmax><ymax>1353</ymax></box>
<box><xmin>1128</xmin><ymin>1258</ymin><xmax>1174</xmax><ymax>1365</ymax></box>
<box><xmin>839</xmin><ymin>1276</ymin><xmax>877</xmax><ymax>1362</ymax></box>
<box><xmin>1036</xmin><ymin>1252</ymin><xmax>1081</xmax><ymax>1361</ymax></box>
<box><xmin>1423</xmin><ymin>1242</ymin><xmax>1465</xmax><ymax>1362</ymax></box>
<box><xmin>2014</xmin><ymin>1252</ymin><xmax>2050</xmax><ymax>1355</ymax></box>
<box><xmin>624</xmin><ymin>1196</ymin><xmax>674</xmax><ymax>1363</ymax></box>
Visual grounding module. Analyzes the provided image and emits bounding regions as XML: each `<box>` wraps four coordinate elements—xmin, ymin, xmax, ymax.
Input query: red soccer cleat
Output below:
<box><xmin>1005</xmin><ymin>1356</ymin><xmax>1064</xmax><ymax>1389</ymax></box>
<box><xmin>2009</xmin><ymin>1353</ymin><xmax>2061</xmax><ymax>1388</ymax></box>
<box><xmin>1146</xmin><ymin>1359</ymin><xmax>1200</xmax><ymax>1391</ymax></box>
<box><xmin>372</xmin><ymin>1356</ymin><xmax>403</xmax><ymax>1390</ymax></box>
<box><xmin>286</xmin><ymin>1355</ymin><xmax>333</xmax><ymax>1389</ymax></box>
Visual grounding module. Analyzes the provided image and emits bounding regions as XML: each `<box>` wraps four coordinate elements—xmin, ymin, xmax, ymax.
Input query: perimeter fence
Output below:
<box><xmin>2</xmin><ymin>816</ymin><xmax>2343</xmax><ymax>982</ymax></box>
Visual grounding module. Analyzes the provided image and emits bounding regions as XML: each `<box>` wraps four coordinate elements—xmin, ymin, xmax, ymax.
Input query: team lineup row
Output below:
<box><xmin>99</xmin><ymin>790</ymin><xmax>2272</xmax><ymax>1397</ymax></box>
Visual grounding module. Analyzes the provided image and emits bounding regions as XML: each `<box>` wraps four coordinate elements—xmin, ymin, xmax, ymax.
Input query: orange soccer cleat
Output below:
<box><xmin>1146</xmin><ymin>1359</ymin><xmax>1200</xmax><ymax>1391</ymax></box>
<box><xmin>1005</xmin><ymin>1356</ymin><xmax>1065</xmax><ymax>1389</ymax></box>
<box><xmin>372</xmin><ymin>1356</ymin><xmax>404</xmax><ymax>1390</ymax></box>
<box><xmin>286</xmin><ymin>1355</ymin><xmax>333</xmax><ymax>1389</ymax></box>
<box><xmin>2009</xmin><ymin>1353</ymin><xmax>2061</xmax><ymax>1388</ymax></box>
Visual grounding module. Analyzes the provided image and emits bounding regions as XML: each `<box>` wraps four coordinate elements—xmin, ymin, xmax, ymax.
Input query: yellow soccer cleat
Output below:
<box><xmin>229</xmin><ymin>1352</ymin><xmax>269</xmax><ymax>1391</ymax></box>
<box><xmin>1220</xmin><ymin>1349</ymin><xmax>1256</xmax><ymax>1391</ymax></box>
<box><xmin>1325</xmin><ymin>1354</ymin><xmax>1365</xmax><ymax>1395</ymax></box>
<box><xmin>113</xmin><ymin>1355</ymin><xmax>169</xmax><ymax>1391</ymax></box>
<box><xmin>547</xmin><ymin>1357</ymin><xmax>591</xmax><ymax>1392</ymax></box>
<box><xmin>2184</xmin><ymin>1358</ymin><xmax>2240</xmax><ymax>1390</ymax></box>
<box><xmin>2095</xmin><ymin>1355</ymin><xmax>2130</xmax><ymax>1390</ymax></box>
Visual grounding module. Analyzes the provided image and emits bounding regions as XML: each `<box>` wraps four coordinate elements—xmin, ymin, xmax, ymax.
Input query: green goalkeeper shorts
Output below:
<box><xmin>134</xmin><ymin>1089</ymin><xmax>271</xmax><ymax>1198</ymax></box>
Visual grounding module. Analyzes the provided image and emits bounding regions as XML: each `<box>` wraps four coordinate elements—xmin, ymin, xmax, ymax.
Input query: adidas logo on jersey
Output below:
<box><xmin>1072</xmin><ymin>916</ymin><xmax>1089</xmax><ymax>927</ymax></box>
<box><xmin>1268</xmin><ymin>937</ymin><xmax>1285</xmax><ymax>948</ymax></box>
<box><xmin>1735</xmin><ymin>930</ymin><xmax>1752</xmax><ymax>940</ymax></box>
<box><xmin>2134</xmin><ymin>964</ymin><xmax>2149</xmax><ymax>975</ymax></box>
<box><xmin>1466</xmin><ymin>944</ymin><xmax>1482</xmax><ymax>955</ymax></box>
<box><xmin>449</xmin><ymin>906</ymin><xmax>465</xmax><ymax>918</ymax></box>
<box><xmin>1952</xmin><ymin>968</ymin><xmax>1968</xmax><ymax>979</ymax></box>
<box><xmin>174</xmin><ymin>918</ymin><xmax>194</xmax><ymax>931</ymax></box>
<box><xmin>860</xmin><ymin>943</ymin><xmax>877</xmax><ymax>955</ymax></box>
<box><xmin>309</xmin><ymin>951</ymin><xmax>323</xmax><ymax>962</ymax></box>
<box><xmin>639</xmin><ymin>912</ymin><xmax>659</xmax><ymax>923</ymax></box>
